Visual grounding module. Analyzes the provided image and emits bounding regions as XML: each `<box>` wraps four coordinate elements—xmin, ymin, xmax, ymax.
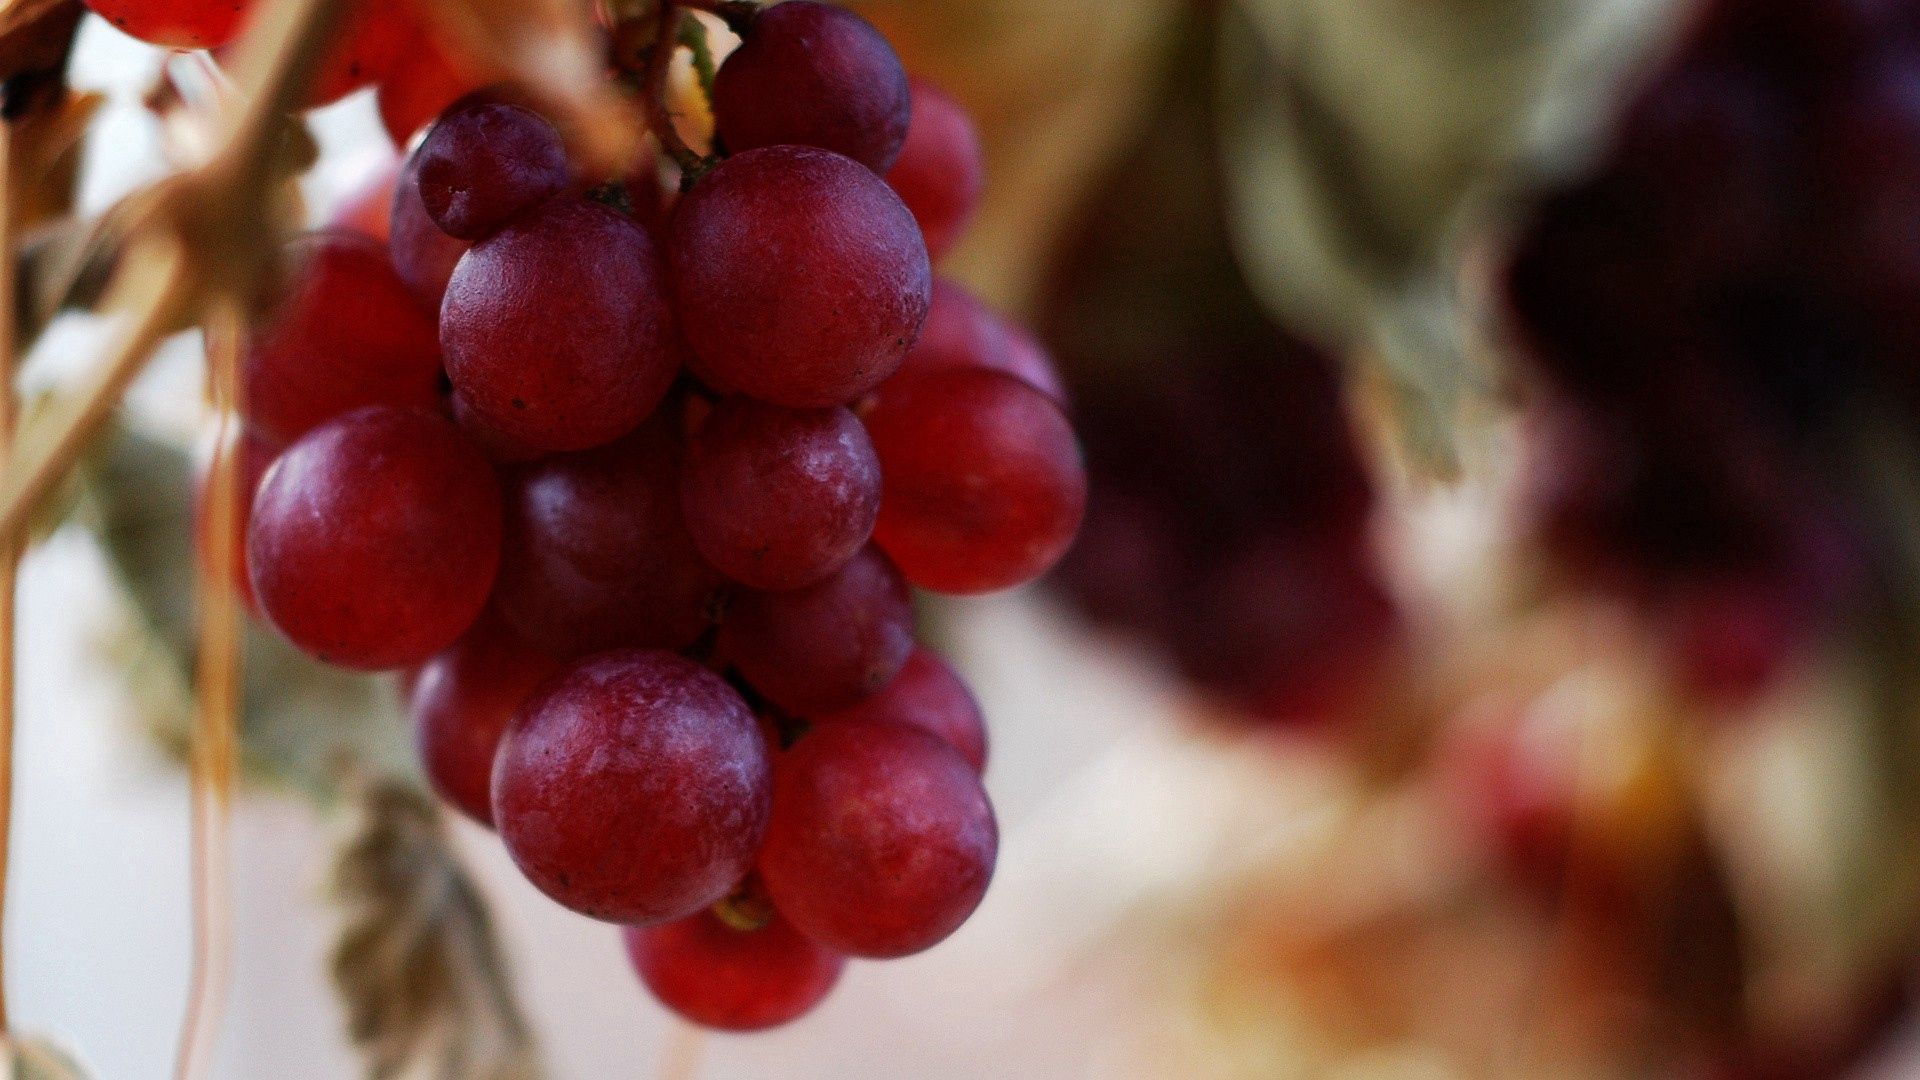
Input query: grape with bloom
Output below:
<box><xmin>180</xmin><ymin>0</ymin><xmax>1085</xmax><ymax>1031</ymax></box>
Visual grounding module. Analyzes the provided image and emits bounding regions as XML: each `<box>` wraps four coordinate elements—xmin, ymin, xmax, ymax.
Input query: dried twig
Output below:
<box><xmin>0</xmin><ymin>103</ymin><xmax>16</xmax><ymax>1043</ymax></box>
<box><xmin>330</xmin><ymin>774</ymin><xmax>541</xmax><ymax>1080</ymax></box>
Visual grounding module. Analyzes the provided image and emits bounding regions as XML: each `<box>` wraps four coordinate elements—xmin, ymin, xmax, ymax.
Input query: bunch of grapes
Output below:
<box><xmin>1499</xmin><ymin>0</ymin><xmax>1920</xmax><ymax>701</ymax></box>
<box><xmin>175</xmin><ymin>0</ymin><xmax>1082</xmax><ymax>1031</ymax></box>
<box><xmin>1043</xmin><ymin>63</ymin><xmax>1395</xmax><ymax>730</ymax></box>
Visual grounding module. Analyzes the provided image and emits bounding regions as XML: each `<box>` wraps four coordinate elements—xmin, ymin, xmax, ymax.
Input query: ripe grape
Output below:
<box><xmin>670</xmin><ymin>145</ymin><xmax>931</xmax><ymax>408</ymax></box>
<box><xmin>390</xmin><ymin>148</ymin><xmax>471</xmax><ymax>311</ymax></box>
<box><xmin>493</xmin><ymin>649</ymin><xmax>771</xmax><ymax>924</ymax></box>
<box><xmin>378</xmin><ymin>32</ymin><xmax>485</xmax><ymax>147</ymax></box>
<box><xmin>409</xmin><ymin>612</ymin><xmax>561</xmax><ymax>826</ymax></box>
<box><xmin>442</xmin><ymin>197</ymin><xmax>679</xmax><ymax>452</ymax></box>
<box><xmin>248</xmin><ymin>406</ymin><xmax>501</xmax><ymax>670</ymax></box>
<box><xmin>414</xmin><ymin>102</ymin><xmax>569</xmax><ymax>240</ymax></box>
<box><xmin>304</xmin><ymin>2</ymin><xmax>419</xmax><ymax>108</ymax></box>
<box><xmin>886</xmin><ymin>80</ymin><xmax>984</xmax><ymax>261</ymax></box>
<box><xmin>711</xmin><ymin>0</ymin><xmax>911</xmax><ymax>173</ymax></box>
<box><xmin>864</xmin><ymin>368</ymin><xmax>1086</xmax><ymax>593</ymax></box>
<box><xmin>680</xmin><ymin>397</ymin><xmax>881</xmax><ymax>591</ymax></box>
<box><xmin>816</xmin><ymin>645</ymin><xmax>986</xmax><ymax>773</ymax></box>
<box><xmin>759</xmin><ymin>720</ymin><xmax>996</xmax><ymax>958</ymax></box>
<box><xmin>84</xmin><ymin>0</ymin><xmax>250</xmax><ymax>49</ymax></box>
<box><xmin>719</xmin><ymin>545</ymin><xmax>914</xmax><ymax>713</ymax></box>
<box><xmin>892</xmin><ymin>279</ymin><xmax>1066</xmax><ymax>404</ymax></box>
<box><xmin>244</xmin><ymin>231</ymin><xmax>443</xmax><ymax>444</ymax></box>
<box><xmin>622</xmin><ymin>910</ymin><xmax>843</xmax><ymax>1031</ymax></box>
<box><xmin>492</xmin><ymin>415</ymin><xmax>725</xmax><ymax>658</ymax></box>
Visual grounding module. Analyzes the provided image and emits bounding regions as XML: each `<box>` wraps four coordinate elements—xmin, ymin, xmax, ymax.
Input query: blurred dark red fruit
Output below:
<box><xmin>623</xmin><ymin>910</ymin><xmax>843</xmax><ymax>1031</ymax></box>
<box><xmin>815</xmin><ymin>645</ymin><xmax>986</xmax><ymax>772</ymax></box>
<box><xmin>409</xmin><ymin>613</ymin><xmax>561</xmax><ymax>826</ymax></box>
<box><xmin>720</xmin><ymin>545</ymin><xmax>915</xmax><ymax>714</ymax></box>
<box><xmin>886</xmin><ymin>80</ymin><xmax>984</xmax><ymax>261</ymax></box>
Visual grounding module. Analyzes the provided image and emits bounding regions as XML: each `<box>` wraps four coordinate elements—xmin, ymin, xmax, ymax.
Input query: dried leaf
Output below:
<box><xmin>6</xmin><ymin>1034</ymin><xmax>91</xmax><ymax>1080</ymax></box>
<box><xmin>330</xmin><ymin>773</ymin><xmax>541</xmax><ymax>1080</ymax></box>
<box><xmin>0</xmin><ymin>0</ymin><xmax>80</xmax><ymax>86</ymax></box>
<box><xmin>1215</xmin><ymin>0</ymin><xmax>1678</xmax><ymax>472</ymax></box>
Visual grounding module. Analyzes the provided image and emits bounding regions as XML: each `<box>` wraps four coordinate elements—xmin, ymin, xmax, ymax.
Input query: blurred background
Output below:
<box><xmin>16</xmin><ymin>0</ymin><xmax>1920</xmax><ymax>1076</ymax></box>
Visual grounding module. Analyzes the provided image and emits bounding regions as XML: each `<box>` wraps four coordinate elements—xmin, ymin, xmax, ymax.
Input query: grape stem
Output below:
<box><xmin>642</xmin><ymin>0</ymin><xmax>714</xmax><ymax>184</ymax></box>
<box><xmin>0</xmin><ymin>109</ymin><xmax>17</xmax><ymax>1046</ymax></box>
<box><xmin>679</xmin><ymin>0</ymin><xmax>759</xmax><ymax>35</ymax></box>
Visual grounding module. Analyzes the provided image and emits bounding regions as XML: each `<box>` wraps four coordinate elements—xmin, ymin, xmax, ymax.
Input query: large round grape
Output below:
<box><xmin>865</xmin><ymin>367</ymin><xmax>1086</xmax><ymax>593</ymax></box>
<box><xmin>492</xmin><ymin>416</ymin><xmax>725</xmax><ymax>658</ymax></box>
<box><xmin>680</xmin><ymin>398</ymin><xmax>881</xmax><ymax>591</ymax></box>
<box><xmin>712</xmin><ymin>0</ymin><xmax>911</xmax><ymax>173</ymax></box>
<box><xmin>886</xmin><ymin>80</ymin><xmax>984</xmax><ymax>261</ymax></box>
<box><xmin>719</xmin><ymin>545</ymin><xmax>914</xmax><ymax>713</ymax></box>
<box><xmin>493</xmin><ymin>650</ymin><xmax>771</xmax><ymax>924</ymax></box>
<box><xmin>622</xmin><ymin>910</ymin><xmax>844</xmax><ymax>1031</ymax></box>
<box><xmin>409</xmin><ymin>613</ymin><xmax>561</xmax><ymax>826</ymax></box>
<box><xmin>85</xmin><ymin>0</ymin><xmax>251</xmax><ymax>49</ymax></box>
<box><xmin>759</xmin><ymin>720</ymin><xmax>996</xmax><ymax>958</ymax></box>
<box><xmin>390</xmin><ymin>148</ymin><xmax>471</xmax><ymax>311</ymax></box>
<box><xmin>443</xmin><ymin>197</ymin><xmax>678</xmax><ymax>452</ymax></box>
<box><xmin>244</xmin><ymin>231</ymin><xmax>443</xmax><ymax>443</ymax></box>
<box><xmin>248</xmin><ymin>407</ymin><xmax>501</xmax><ymax>670</ymax></box>
<box><xmin>415</xmin><ymin>102</ymin><xmax>569</xmax><ymax>240</ymax></box>
<box><xmin>671</xmin><ymin>146</ymin><xmax>931</xmax><ymax>408</ymax></box>
<box><xmin>816</xmin><ymin>646</ymin><xmax>986</xmax><ymax>773</ymax></box>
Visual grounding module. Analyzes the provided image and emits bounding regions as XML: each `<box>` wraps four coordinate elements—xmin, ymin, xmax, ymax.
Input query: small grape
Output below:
<box><xmin>248</xmin><ymin>406</ymin><xmax>501</xmax><ymax>670</ymax></box>
<box><xmin>304</xmin><ymin>2</ymin><xmax>419</xmax><ymax>108</ymax></box>
<box><xmin>671</xmin><ymin>145</ymin><xmax>931</xmax><ymax>408</ymax></box>
<box><xmin>378</xmin><ymin>33</ymin><xmax>485</xmax><ymax>147</ymax></box>
<box><xmin>493</xmin><ymin>650</ymin><xmax>771</xmax><ymax>924</ymax></box>
<box><xmin>719</xmin><ymin>545</ymin><xmax>914</xmax><ymax>713</ymax></box>
<box><xmin>622</xmin><ymin>910</ymin><xmax>843</xmax><ymax>1031</ymax></box>
<box><xmin>390</xmin><ymin>148</ymin><xmax>471</xmax><ymax>311</ymax></box>
<box><xmin>492</xmin><ymin>415</ymin><xmax>725</xmax><ymax>658</ymax></box>
<box><xmin>759</xmin><ymin>720</ymin><xmax>996</xmax><ymax>958</ymax></box>
<box><xmin>864</xmin><ymin>368</ymin><xmax>1086</xmax><ymax>594</ymax></box>
<box><xmin>409</xmin><ymin>612</ymin><xmax>561</xmax><ymax>826</ymax></box>
<box><xmin>892</xmin><ymin>279</ymin><xmax>1066</xmax><ymax>404</ymax></box>
<box><xmin>712</xmin><ymin>0</ymin><xmax>911</xmax><ymax>172</ymax></box>
<box><xmin>681</xmin><ymin>397</ymin><xmax>881</xmax><ymax>591</ymax></box>
<box><xmin>442</xmin><ymin>197</ymin><xmax>679</xmax><ymax>452</ymax></box>
<box><xmin>886</xmin><ymin>80</ymin><xmax>984</xmax><ymax>261</ymax></box>
<box><xmin>415</xmin><ymin>102</ymin><xmax>570</xmax><ymax>240</ymax></box>
<box><xmin>244</xmin><ymin>231</ymin><xmax>443</xmax><ymax>443</ymax></box>
<box><xmin>816</xmin><ymin>646</ymin><xmax>986</xmax><ymax>773</ymax></box>
<box><xmin>84</xmin><ymin>0</ymin><xmax>251</xmax><ymax>49</ymax></box>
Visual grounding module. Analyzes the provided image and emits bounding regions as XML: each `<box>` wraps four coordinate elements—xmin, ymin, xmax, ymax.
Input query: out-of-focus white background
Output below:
<box><xmin>5</xmin><ymin>18</ymin><xmax>1192</xmax><ymax>1078</ymax></box>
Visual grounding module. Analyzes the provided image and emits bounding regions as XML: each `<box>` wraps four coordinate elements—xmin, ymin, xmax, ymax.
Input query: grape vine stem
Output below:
<box><xmin>643</xmin><ymin>0</ymin><xmax>710</xmax><ymax>180</ymax></box>
<box><xmin>0</xmin><ymin>112</ymin><xmax>17</xmax><ymax>1045</ymax></box>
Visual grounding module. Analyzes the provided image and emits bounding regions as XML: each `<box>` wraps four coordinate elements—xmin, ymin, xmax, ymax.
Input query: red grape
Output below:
<box><xmin>759</xmin><ymin>720</ymin><xmax>996</xmax><ymax>958</ymax></box>
<box><xmin>244</xmin><ymin>231</ymin><xmax>443</xmax><ymax>444</ymax></box>
<box><xmin>442</xmin><ymin>197</ymin><xmax>679</xmax><ymax>452</ymax></box>
<box><xmin>378</xmin><ymin>32</ymin><xmax>485</xmax><ymax>147</ymax></box>
<box><xmin>390</xmin><ymin>148</ymin><xmax>471</xmax><ymax>311</ymax></box>
<box><xmin>886</xmin><ymin>80</ymin><xmax>984</xmax><ymax>261</ymax></box>
<box><xmin>414</xmin><ymin>102</ymin><xmax>569</xmax><ymax>240</ymax></box>
<box><xmin>622</xmin><ymin>910</ymin><xmax>843</xmax><ymax>1031</ymax></box>
<box><xmin>493</xmin><ymin>649</ymin><xmax>771</xmax><ymax>924</ymax></box>
<box><xmin>864</xmin><ymin>368</ymin><xmax>1085</xmax><ymax>593</ymax></box>
<box><xmin>719</xmin><ymin>545</ymin><xmax>914</xmax><ymax>713</ymax></box>
<box><xmin>492</xmin><ymin>416</ymin><xmax>725</xmax><ymax>658</ymax></box>
<box><xmin>680</xmin><ymin>397</ymin><xmax>881</xmax><ymax>590</ymax></box>
<box><xmin>85</xmin><ymin>0</ymin><xmax>250</xmax><ymax>49</ymax></box>
<box><xmin>304</xmin><ymin>1</ymin><xmax>418</xmax><ymax>107</ymax></box>
<box><xmin>711</xmin><ymin>0</ymin><xmax>911</xmax><ymax>173</ymax></box>
<box><xmin>248</xmin><ymin>406</ymin><xmax>501</xmax><ymax>670</ymax></box>
<box><xmin>670</xmin><ymin>145</ymin><xmax>931</xmax><ymax>408</ymax></box>
<box><xmin>409</xmin><ymin>612</ymin><xmax>561</xmax><ymax>826</ymax></box>
<box><xmin>815</xmin><ymin>645</ymin><xmax>986</xmax><ymax>773</ymax></box>
<box><xmin>891</xmin><ymin>279</ymin><xmax>1066</xmax><ymax>404</ymax></box>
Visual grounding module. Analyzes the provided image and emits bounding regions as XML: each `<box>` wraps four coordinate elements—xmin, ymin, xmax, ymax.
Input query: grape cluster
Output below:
<box><xmin>179</xmin><ymin>0</ymin><xmax>1080</xmax><ymax>1031</ymax></box>
<box><xmin>1500</xmin><ymin>0</ymin><xmax>1920</xmax><ymax>700</ymax></box>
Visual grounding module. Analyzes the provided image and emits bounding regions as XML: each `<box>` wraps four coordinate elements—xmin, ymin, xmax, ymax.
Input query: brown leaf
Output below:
<box><xmin>329</xmin><ymin>773</ymin><xmax>541</xmax><ymax>1080</ymax></box>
